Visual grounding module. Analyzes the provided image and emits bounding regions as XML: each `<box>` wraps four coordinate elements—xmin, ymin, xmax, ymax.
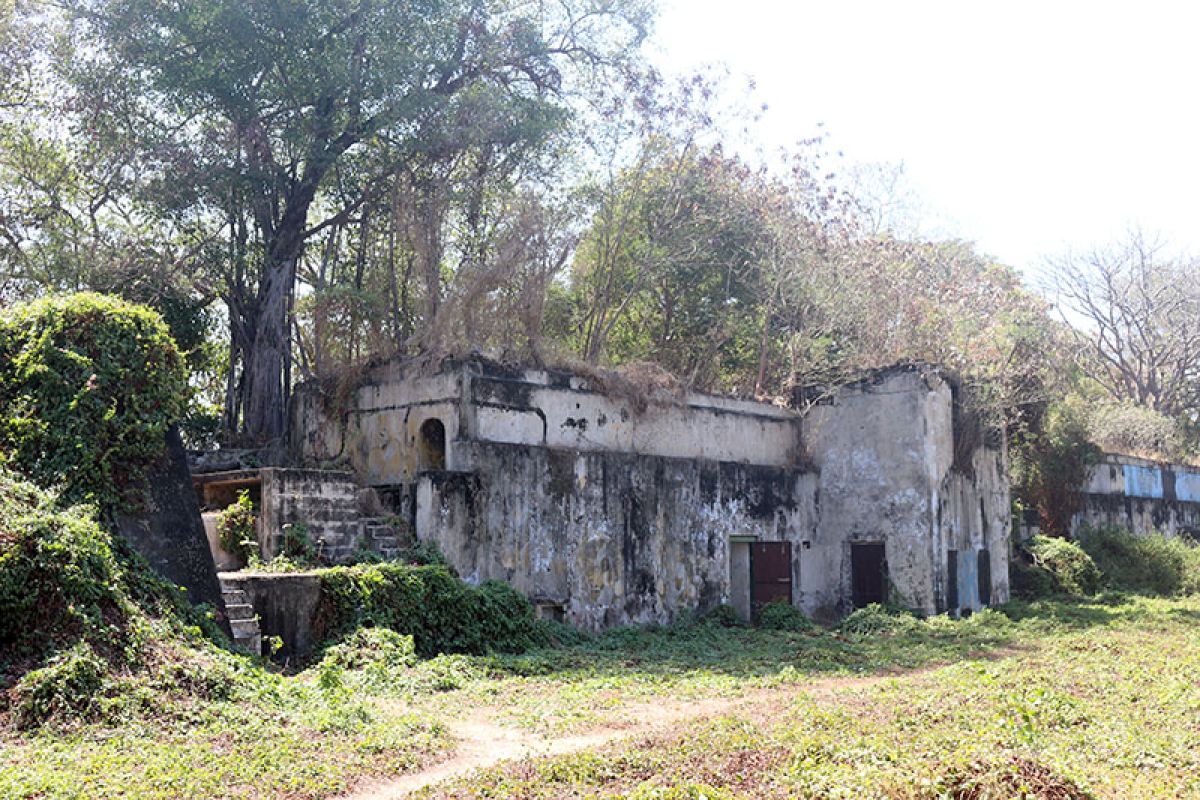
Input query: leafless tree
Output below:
<box><xmin>1045</xmin><ymin>230</ymin><xmax>1200</xmax><ymax>419</ymax></box>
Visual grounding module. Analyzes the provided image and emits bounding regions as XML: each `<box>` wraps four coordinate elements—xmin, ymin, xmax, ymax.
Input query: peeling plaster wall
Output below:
<box><xmin>800</xmin><ymin>368</ymin><xmax>1009</xmax><ymax>618</ymax></box>
<box><xmin>416</xmin><ymin>442</ymin><xmax>817</xmax><ymax>631</ymax></box>
<box><xmin>293</xmin><ymin>359</ymin><xmax>800</xmax><ymax>481</ymax></box>
<box><xmin>291</xmin><ymin>367</ymin><xmax>465</xmax><ymax>484</ymax></box>
<box><xmin>468</xmin><ymin>371</ymin><xmax>799</xmax><ymax>467</ymax></box>
<box><xmin>291</xmin><ymin>358</ymin><xmax>1010</xmax><ymax>627</ymax></box>
<box><xmin>1019</xmin><ymin>453</ymin><xmax>1200</xmax><ymax>539</ymax></box>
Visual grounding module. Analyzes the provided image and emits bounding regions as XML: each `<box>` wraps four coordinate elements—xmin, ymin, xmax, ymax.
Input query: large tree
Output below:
<box><xmin>61</xmin><ymin>0</ymin><xmax>649</xmax><ymax>446</ymax></box>
<box><xmin>1045</xmin><ymin>231</ymin><xmax>1200</xmax><ymax>420</ymax></box>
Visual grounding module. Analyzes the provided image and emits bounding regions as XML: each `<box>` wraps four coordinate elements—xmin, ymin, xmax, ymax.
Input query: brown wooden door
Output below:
<box><xmin>751</xmin><ymin>541</ymin><xmax>793</xmax><ymax>615</ymax></box>
<box><xmin>851</xmin><ymin>542</ymin><xmax>887</xmax><ymax>608</ymax></box>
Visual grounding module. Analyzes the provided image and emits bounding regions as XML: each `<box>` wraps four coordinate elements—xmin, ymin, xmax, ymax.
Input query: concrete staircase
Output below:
<box><xmin>362</xmin><ymin>517</ymin><xmax>404</xmax><ymax>560</ymax></box>
<box><xmin>220</xmin><ymin>577</ymin><xmax>262</xmax><ymax>655</ymax></box>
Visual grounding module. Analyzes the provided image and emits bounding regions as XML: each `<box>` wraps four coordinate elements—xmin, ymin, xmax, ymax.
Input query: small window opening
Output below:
<box><xmin>419</xmin><ymin>418</ymin><xmax>446</xmax><ymax>471</ymax></box>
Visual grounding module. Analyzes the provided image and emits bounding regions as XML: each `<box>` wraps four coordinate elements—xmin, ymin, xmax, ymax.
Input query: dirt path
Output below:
<box><xmin>342</xmin><ymin>648</ymin><xmax>1032</xmax><ymax>800</ymax></box>
<box><xmin>342</xmin><ymin>692</ymin><xmax>772</xmax><ymax>799</ymax></box>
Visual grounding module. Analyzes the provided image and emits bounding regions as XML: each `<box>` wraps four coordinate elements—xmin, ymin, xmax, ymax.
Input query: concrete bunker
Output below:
<box><xmin>285</xmin><ymin>357</ymin><xmax>1011</xmax><ymax>629</ymax></box>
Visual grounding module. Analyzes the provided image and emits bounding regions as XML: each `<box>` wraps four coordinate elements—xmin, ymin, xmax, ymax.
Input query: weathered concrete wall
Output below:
<box><xmin>800</xmin><ymin>367</ymin><xmax>1009</xmax><ymax>618</ymax></box>
<box><xmin>292</xmin><ymin>366</ymin><xmax>464</xmax><ymax>485</ymax></box>
<box><xmin>115</xmin><ymin>427</ymin><xmax>229</xmax><ymax>631</ymax></box>
<box><xmin>1018</xmin><ymin>453</ymin><xmax>1200</xmax><ymax>540</ymax></box>
<box><xmin>467</xmin><ymin>368</ymin><xmax>799</xmax><ymax>467</ymax></box>
<box><xmin>293</xmin><ymin>359</ymin><xmax>802</xmax><ymax>484</ymax></box>
<box><xmin>416</xmin><ymin>442</ymin><xmax>817</xmax><ymax>631</ymax></box>
<box><xmin>220</xmin><ymin>572</ymin><xmax>322</xmax><ymax>661</ymax></box>
<box><xmin>258</xmin><ymin>469</ymin><xmax>368</xmax><ymax>562</ymax></box>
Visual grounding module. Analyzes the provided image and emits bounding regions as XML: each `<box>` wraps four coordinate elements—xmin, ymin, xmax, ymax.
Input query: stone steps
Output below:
<box><xmin>360</xmin><ymin>517</ymin><xmax>409</xmax><ymax>561</ymax></box>
<box><xmin>219</xmin><ymin>577</ymin><xmax>261</xmax><ymax>656</ymax></box>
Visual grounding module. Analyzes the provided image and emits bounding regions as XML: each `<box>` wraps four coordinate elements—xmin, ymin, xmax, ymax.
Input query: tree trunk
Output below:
<box><xmin>240</xmin><ymin>253</ymin><xmax>295</xmax><ymax>446</ymax></box>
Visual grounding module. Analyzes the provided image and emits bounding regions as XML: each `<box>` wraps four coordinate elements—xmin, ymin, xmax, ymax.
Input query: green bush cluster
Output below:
<box><xmin>1088</xmin><ymin>401</ymin><xmax>1192</xmax><ymax>462</ymax></box>
<box><xmin>0</xmin><ymin>468</ymin><xmax>138</xmax><ymax>666</ymax></box>
<box><xmin>216</xmin><ymin>489</ymin><xmax>258</xmax><ymax>564</ymax></box>
<box><xmin>0</xmin><ymin>466</ymin><xmax>238</xmax><ymax>729</ymax></box>
<box><xmin>1020</xmin><ymin>535</ymin><xmax>1102</xmax><ymax>596</ymax></box>
<box><xmin>1010</xmin><ymin>398</ymin><xmax>1100</xmax><ymax>538</ymax></box>
<box><xmin>757</xmin><ymin>600</ymin><xmax>816</xmax><ymax>632</ymax></box>
<box><xmin>700</xmin><ymin>604</ymin><xmax>744</xmax><ymax>628</ymax></box>
<box><xmin>319</xmin><ymin>628</ymin><xmax>418</xmax><ymax>673</ymax></box>
<box><xmin>837</xmin><ymin>603</ymin><xmax>922</xmax><ymax>637</ymax></box>
<box><xmin>0</xmin><ymin>293</ymin><xmax>188</xmax><ymax>510</ymax></box>
<box><xmin>1078</xmin><ymin>526</ymin><xmax>1200</xmax><ymax>596</ymax></box>
<box><xmin>314</xmin><ymin>563</ymin><xmax>548</xmax><ymax>657</ymax></box>
<box><xmin>7</xmin><ymin>641</ymin><xmax>108</xmax><ymax>728</ymax></box>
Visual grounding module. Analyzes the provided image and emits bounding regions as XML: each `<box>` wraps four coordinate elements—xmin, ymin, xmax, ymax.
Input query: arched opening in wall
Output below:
<box><xmin>419</xmin><ymin>418</ymin><xmax>447</xmax><ymax>471</ymax></box>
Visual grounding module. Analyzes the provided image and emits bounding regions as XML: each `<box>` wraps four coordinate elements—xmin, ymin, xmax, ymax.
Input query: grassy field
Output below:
<box><xmin>3</xmin><ymin>593</ymin><xmax>1199</xmax><ymax>799</ymax></box>
<box><xmin>418</xmin><ymin>595</ymin><xmax>1200</xmax><ymax>799</ymax></box>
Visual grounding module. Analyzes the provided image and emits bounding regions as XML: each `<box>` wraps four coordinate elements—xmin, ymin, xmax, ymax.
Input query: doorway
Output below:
<box><xmin>750</xmin><ymin>541</ymin><xmax>793</xmax><ymax>616</ymax></box>
<box><xmin>851</xmin><ymin>542</ymin><xmax>888</xmax><ymax>607</ymax></box>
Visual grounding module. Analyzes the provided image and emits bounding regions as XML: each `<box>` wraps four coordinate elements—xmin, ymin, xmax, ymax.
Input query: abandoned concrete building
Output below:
<box><xmin>206</xmin><ymin>357</ymin><xmax>1007</xmax><ymax>633</ymax></box>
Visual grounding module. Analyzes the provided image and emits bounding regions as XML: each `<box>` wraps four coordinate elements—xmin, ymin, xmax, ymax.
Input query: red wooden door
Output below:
<box><xmin>751</xmin><ymin>541</ymin><xmax>793</xmax><ymax>614</ymax></box>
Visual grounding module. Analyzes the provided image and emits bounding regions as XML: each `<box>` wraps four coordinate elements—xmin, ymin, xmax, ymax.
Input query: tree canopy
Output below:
<box><xmin>4</xmin><ymin>1</ymin><xmax>1196</xmax><ymax>473</ymax></box>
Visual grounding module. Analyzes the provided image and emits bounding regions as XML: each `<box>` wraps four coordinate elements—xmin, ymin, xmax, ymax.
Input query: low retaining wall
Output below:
<box><xmin>220</xmin><ymin>572</ymin><xmax>323</xmax><ymax>661</ymax></box>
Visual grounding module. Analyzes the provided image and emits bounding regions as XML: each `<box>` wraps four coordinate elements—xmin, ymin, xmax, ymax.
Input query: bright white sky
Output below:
<box><xmin>651</xmin><ymin>0</ymin><xmax>1200</xmax><ymax>279</ymax></box>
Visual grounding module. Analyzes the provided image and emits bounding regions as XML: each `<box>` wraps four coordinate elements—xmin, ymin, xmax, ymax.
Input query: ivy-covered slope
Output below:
<box><xmin>0</xmin><ymin>292</ymin><xmax>189</xmax><ymax>510</ymax></box>
<box><xmin>0</xmin><ymin>466</ymin><xmax>237</xmax><ymax>729</ymax></box>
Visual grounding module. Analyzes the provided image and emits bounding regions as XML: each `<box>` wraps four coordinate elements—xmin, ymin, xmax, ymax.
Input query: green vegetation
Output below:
<box><xmin>0</xmin><ymin>293</ymin><xmax>188</xmax><ymax>510</ymax></box>
<box><xmin>314</xmin><ymin>563</ymin><xmax>548</xmax><ymax>658</ymax></box>
<box><xmin>1078</xmin><ymin>526</ymin><xmax>1200</xmax><ymax>596</ymax></box>
<box><xmin>1011</xmin><ymin>398</ymin><xmax>1101</xmax><ymax>537</ymax></box>
<box><xmin>407</xmin><ymin>595</ymin><xmax>1200</xmax><ymax>799</ymax></box>
<box><xmin>756</xmin><ymin>599</ymin><xmax>815</xmax><ymax>632</ymax></box>
<box><xmin>216</xmin><ymin>489</ymin><xmax>257</xmax><ymax>564</ymax></box>
<box><xmin>0</xmin><ymin>465</ymin><xmax>448</xmax><ymax>797</ymax></box>
<box><xmin>4</xmin><ymin>505</ymin><xmax>1200</xmax><ymax>800</ymax></box>
<box><xmin>1019</xmin><ymin>534</ymin><xmax>1103</xmax><ymax>596</ymax></box>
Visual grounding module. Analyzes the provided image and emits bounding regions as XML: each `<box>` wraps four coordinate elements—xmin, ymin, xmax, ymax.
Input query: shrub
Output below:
<box><xmin>1088</xmin><ymin>401</ymin><xmax>1191</xmax><ymax>461</ymax></box>
<box><xmin>9</xmin><ymin>641</ymin><xmax>109</xmax><ymax>729</ymax></box>
<box><xmin>1011</xmin><ymin>398</ymin><xmax>1099</xmax><ymax>537</ymax></box>
<box><xmin>1009</xmin><ymin>557</ymin><xmax>1059</xmax><ymax>600</ymax></box>
<box><xmin>313</xmin><ymin>563</ymin><xmax>547</xmax><ymax>657</ymax></box>
<box><xmin>0</xmin><ymin>465</ymin><xmax>240</xmax><ymax>727</ymax></box>
<box><xmin>216</xmin><ymin>490</ymin><xmax>257</xmax><ymax>564</ymax></box>
<box><xmin>319</xmin><ymin>628</ymin><xmax>418</xmax><ymax>673</ymax></box>
<box><xmin>757</xmin><ymin>600</ymin><xmax>815</xmax><ymax>632</ymax></box>
<box><xmin>279</xmin><ymin>522</ymin><xmax>318</xmax><ymax>564</ymax></box>
<box><xmin>0</xmin><ymin>293</ymin><xmax>188</xmax><ymax>510</ymax></box>
<box><xmin>701</xmin><ymin>604</ymin><xmax>744</xmax><ymax>628</ymax></box>
<box><xmin>1023</xmin><ymin>535</ymin><xmax>1101</xmax><ymax>596</ymax></box>
<box><xmin>1077</xmin><ymin>526</ymin><xmax>1200</xmax><ymax>596</ymax></box>
<box><xmin>837</xmin><ymin>603</ymin><xmax>921</xmax><ymax>637</ymax></box>
<box><xmin>0</xmin><ymin>469</ymin><xmax>137</xmax><ymax>665</ymax></box>
<box><xmin>416</xmin><ymin>653</ymin><xmax>487</xmax><ymax>691</ymax></box>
